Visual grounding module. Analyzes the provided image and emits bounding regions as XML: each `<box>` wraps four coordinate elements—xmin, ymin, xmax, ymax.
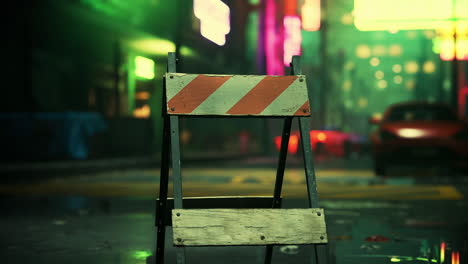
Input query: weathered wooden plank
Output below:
<box><xmin>157</xmin><ymin>196</ymin><xmax>281</xmax><ymax>226</ymax></box>
<box><xmin>172</xmin><ymin>208</ymin><xmax>327</xmax><ymax>246</ymax></box>
<box><xmin>165</xmin><ymin>73</ymin><xmax>311</xmax><ymax>116</ymax></box>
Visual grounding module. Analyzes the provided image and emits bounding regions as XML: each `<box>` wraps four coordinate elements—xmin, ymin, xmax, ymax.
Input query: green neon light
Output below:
<box><xmin>180</xmin><ymin>46</ymin><xmax>198</xmax><ymax>57</ymax></box>
<box><xmin>354</xmin><ymin>0</ymin><xmax>468</xmax><ymax>31</ymax></box>
<box><xmin>134</xmin><ymin>56</ymin><xmax>155</xmax><ymax>80</ymax></box>
<box><xmin>415</xmin><ymin>257</ymin><xmax>438</xmax><ymax>262</ymax></box>
<box><xmin>128</xmin><ymin>38</ymin><xmax>175</xmax><ymax>56</ymax></box>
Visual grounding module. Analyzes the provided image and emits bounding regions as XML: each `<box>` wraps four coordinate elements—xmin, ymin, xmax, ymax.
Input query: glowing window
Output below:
<box><xmin>302</xmin><ymin>0</ymin><xmax>321</xmax><ymax>31</ymax></box>
<box><xmin>194</xmin><ymin>0</ymin><xmax>230</xmax><ymax>46</ymax></box>
<box><xmin>433</xmin><ymin>23</ymin><xmax>468</xmax><ymax>61</ymax></box>
<box><xmin>354</xmin><ymin>0</ymin><xmax>468</xmax><ymax>31</ymax></box>
<box><xmin>134</xmin><ymin>56</ymin><xmax>155</xmax><ymax>80</ymax></box>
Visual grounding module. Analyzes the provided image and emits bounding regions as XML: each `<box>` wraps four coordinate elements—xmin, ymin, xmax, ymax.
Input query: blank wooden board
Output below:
<box><xmin>172</xmin><ymin>208</ymin><xmax>327</xmax><ymax>246</ymax></box>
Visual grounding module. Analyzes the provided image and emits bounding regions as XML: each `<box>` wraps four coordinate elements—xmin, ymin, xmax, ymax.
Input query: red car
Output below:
<box><xmin>369</xmin><ymin>102</ymin><xmax>468</xmax><ymax>176</ymax></box>
<box><xmin>274</xmin><ymin>129</ymin><xmax>362</xmax><ymax>158</ymax></box>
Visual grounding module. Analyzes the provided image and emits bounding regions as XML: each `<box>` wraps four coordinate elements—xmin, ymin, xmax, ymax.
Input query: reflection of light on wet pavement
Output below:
<box><xmin>440</xmin><ymin>241</ymin><xmax>446</xmax><ymax>263</ymax></box>
<box><xmin>279</xmin><ymin>245</ymin><xmax>299</xmax><ymax>255</ymax></box>
<box><xmin>131</xmin><ymin>250</ymin><xmax>152</xmax><ymax>260</ymax></box>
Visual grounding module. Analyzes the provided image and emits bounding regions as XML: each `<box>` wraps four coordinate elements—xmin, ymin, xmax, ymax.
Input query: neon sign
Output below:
<box><xmin>283</xmin><ymin>16</ymin><xmax>302</xmax><ymax>66</ymax></box>
<box><xmin>193</xmin><ymin>0</ymin><xmax>230</xmax><ymax>46</ymax></box>
<box><xmin>134</xmin><ymin>56</ymin><xmax>155</xmax><ymax>79</ymax></box>
<box><xmin>354</xmin><ymin>0</ymin><xmax>468</xmax><ymax>31</ymax></box>
<box><xmin>302</xmin><ymin>0</ymin><xmax>320</xmax><ymax>31</ymax></box>
<box><xmin>265</xmin><ymin>0</ymin><xmax>284</xmax><ymax>75</ymax></box>
<box><xmin>433</xmin><ymin>23</ymin><xmax>468</xmax><ymax>61</ymax></box>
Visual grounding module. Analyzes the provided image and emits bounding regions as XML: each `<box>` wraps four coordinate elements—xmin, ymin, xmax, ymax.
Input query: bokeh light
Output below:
<box><xmin>358</xmin><ymin>97</ymin><xmax>368</xmax><ymax>108</ymax></box>
<box><xmin>356</xmin><ymin>45</ymin><xmax>371</xmax><ymax>58</ymax></box>
<box><xmin>372</xmin><ymin>45</ymin><xmax>386</xmax><ymax>56</ymax></box>
<box><xmin>423</xmin><ymin>61</ymin><xmax>436</xmax><ymax>73</ymax></box>
<box><xmin>393</xmin><ymin>75</ymin><xmax>403</xmax><ymax>84</ymax></box>
<box><xmin>375</xmin><ymin>71</ymin><xmax>384</xmax><ymax>79</ymax></box>
<box><xmin>389</xmin><ymin>45</ymin><xmax>402</xmax><ymax>56</ymax></box>
<box><xmin>342</xmin><ymin>80</ymin><xmax>352</xmax><ymax>91</ymax></box>
<box><xmin>405</xmin><ymin>61</ymin><xmax>419</xmax><ymax>74</ymax></box>
<box><xmin>370</xmin><ymin>57</ymin><xmax>380</xmax><ymax>66</ymax></box>
<box><xmin>405</xmin><ymin>80</ymin><xmax>416</xmax><ymax>90</ymax></box>
<box><xmin>377</xmin><ymin>80</ymin><xmax>388</xmax><ymax>89</ymax></box>
<box><xmin>392</xmin><ymin>64</ymin><xmax>402</xmax><ymax>73</ymax></box>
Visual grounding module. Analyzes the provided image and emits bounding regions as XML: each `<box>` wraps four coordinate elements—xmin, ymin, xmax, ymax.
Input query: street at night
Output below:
<box><xmin>1</xmin><ymin>155</ymin><xmax>467</xmax><ymax>263</ymax></box>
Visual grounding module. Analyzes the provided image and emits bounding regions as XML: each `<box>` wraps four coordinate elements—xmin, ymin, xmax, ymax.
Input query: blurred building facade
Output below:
<box><xmin>2</xmin><ymin>0</ymin><xmax>467</xmax><ymax>161</ymax></box>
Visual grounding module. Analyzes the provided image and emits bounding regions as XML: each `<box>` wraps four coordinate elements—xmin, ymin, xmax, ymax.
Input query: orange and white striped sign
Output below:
<box><xmin>165</xmin><ymin>73</ymin><xmax>311</xmax><ymax>116</ymax></box>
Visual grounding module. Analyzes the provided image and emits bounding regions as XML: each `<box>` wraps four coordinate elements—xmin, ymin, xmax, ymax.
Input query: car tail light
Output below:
<box><xmin>274</xmin><ymin>136</ymin><xmax>282</xmax><ymax>151</ymax></box>
<box><xmin>317</xmin><ymin>132</ymin><xmax>327</xmax><ymax>142</ymax></box>
<box><xmin>380</xmin><ymin>130</ymin><xmax>397</xmax><ymax>141</ymax></box>
<box><xmin>274</xmin><ymin>135</ymin><xmax>299</xmax><ymax>154</ymax></box>
<box><xmin>288</xmin><ymin>135</ymin><xmax>299</xmax><ymax>154</ymax></box>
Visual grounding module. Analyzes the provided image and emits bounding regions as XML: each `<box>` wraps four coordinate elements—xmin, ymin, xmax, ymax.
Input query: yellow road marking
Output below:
<box><xmin>0</xmin><ymin>182</ymin><xmax>462</xmax><ymax>200</ymax></box>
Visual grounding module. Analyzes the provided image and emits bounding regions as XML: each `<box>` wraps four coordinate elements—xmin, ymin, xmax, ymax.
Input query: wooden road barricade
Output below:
<box><xmin>153</xmin><ymin>52</ymin><xmax>328</xmax><ymax>264</ymax></box>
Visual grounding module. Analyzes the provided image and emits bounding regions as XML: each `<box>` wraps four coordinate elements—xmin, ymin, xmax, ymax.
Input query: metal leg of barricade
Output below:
<box><xmin>299</xmin><ymin>116</ymin><xmax>328</xmax><ymax>264</ymax></box>
<box><xmin>170</xmin><ymin>115</ymin><xmax>186</xmax><ymax>264</ymax></box>
<box><xmin>155</xmin><ymin>114</ymin><xmax>170</xmax><ymax>264</ymax></box>
<box><xmin>167</xmin><ymin>52</ymin><xmax>186</xmax><ymax>264</ymax></box>
<box><xmin>263</xmin><ymin>117</ymin><xmax>292</xmax><ymax>264</ymax></box>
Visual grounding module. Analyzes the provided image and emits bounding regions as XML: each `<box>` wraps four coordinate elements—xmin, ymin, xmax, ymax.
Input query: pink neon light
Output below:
<box><xmin>283</xmin><ymin>15</ymin><xmax>302</xmax><ymax>66</ymax></box>
<box><xmin>194</xmin><ymin>0</ymin><xmax>230</xmax><ymax>46</ymax></box>
<box><xmin>265</xmin><ymin>0</ymin><xmax>284</xmax><ymax>75</ymax></box>
<box><xmin>459</xmin><ymin>61</ymin><xmax>467</xmax><ymax>117</ymax></box>
<box><xmin>302</xmin><ymin>0</ymin><xmax>321</xmax><ymax>31</ymax></box>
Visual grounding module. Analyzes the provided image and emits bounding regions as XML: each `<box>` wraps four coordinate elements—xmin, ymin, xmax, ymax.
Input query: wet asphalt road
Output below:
<box><xmin>1</xmin><ymin>155</ymin><xmax>467</xmax><ymax>264</ymax></box>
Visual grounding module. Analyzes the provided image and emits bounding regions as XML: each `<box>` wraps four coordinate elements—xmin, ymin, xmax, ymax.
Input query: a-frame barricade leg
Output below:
<box><xmin>169</xmin><ymin>115</ymin><xmax>186</xmax><ymax>264</ymax></box>
<box><xmin>263</xmin><ymin>117</ymin><xmax>293</xmax><ymax>264</ymax></box>
<box><xmin>294</xmin><ymin>56</ymin><xmax>328</xmax><ymax>264</ymax></box>
<box><xmin>155</xmin><ymin>113</ymin><xmax>170</xmax><ymax>264</ymax></box>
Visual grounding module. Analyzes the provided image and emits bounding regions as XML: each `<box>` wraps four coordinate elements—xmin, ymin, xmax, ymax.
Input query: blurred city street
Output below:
<box><xmin>3</xmin><ymin>0</ymin><xmax>468</xmax><ymax>263</ymax></box>
<box><xmin>1</xmin><ymin>155</ymin><xmax>467</xmax><ymax>264</ymax></box>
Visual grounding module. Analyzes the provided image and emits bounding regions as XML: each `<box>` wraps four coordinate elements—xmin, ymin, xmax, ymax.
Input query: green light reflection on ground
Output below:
<box><xmin>132</xmin><ymin>250</ymin><xmax>152</xmax><ymax>260</ymax></box>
